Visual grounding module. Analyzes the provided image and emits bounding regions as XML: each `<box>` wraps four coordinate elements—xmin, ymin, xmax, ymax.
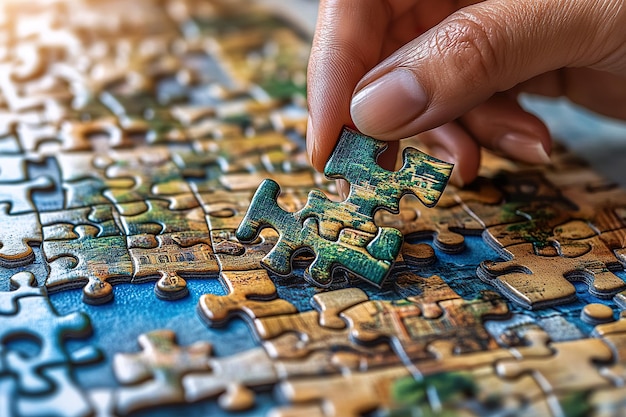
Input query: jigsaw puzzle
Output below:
<box><xmin>2</xmin><ymin>0</ymin><xmax>626</xmax><ymax>416</ymax></box>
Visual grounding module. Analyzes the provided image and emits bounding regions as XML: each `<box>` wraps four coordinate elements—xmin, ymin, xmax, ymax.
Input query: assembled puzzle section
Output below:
<box><xmin>236</xmin><ymin>127</ymin><xmax>454</xmax><ymax>288</ymax></box>
<box><xmin>3</xmin><ymin>0</ymin><xmax>626</xmax><ymax>416</ymax></box>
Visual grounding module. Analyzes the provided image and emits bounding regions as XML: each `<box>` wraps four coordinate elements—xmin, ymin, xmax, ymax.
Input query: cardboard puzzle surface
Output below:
<box><xmin>2</xmin><ymin>0</ymin><xmax>626</xmax><ymax>416</ymax></box>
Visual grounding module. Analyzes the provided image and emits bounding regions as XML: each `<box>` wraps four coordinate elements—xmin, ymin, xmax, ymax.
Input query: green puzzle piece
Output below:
<box><xmin>236</xmin><ymin>127</ymin><xmax>453</xmax><ymax>287</ymax></box>
<box><xmin>237</xmin><ymin>179</ymin><xmax>398</xmax><ymax>287</ymax></box>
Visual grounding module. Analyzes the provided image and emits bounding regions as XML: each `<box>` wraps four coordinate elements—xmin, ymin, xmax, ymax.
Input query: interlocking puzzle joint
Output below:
<box><xmin>236</xmin><ymin>126</ymin><xmax>454</xmax><ymax>288</ymax></box>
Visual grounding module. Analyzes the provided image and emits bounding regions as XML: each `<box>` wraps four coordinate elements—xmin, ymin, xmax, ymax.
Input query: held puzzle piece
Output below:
<box><xmin>236</xmin><ymin>127</ymin><xmax>453</xmax><ymax>287</ymax></box>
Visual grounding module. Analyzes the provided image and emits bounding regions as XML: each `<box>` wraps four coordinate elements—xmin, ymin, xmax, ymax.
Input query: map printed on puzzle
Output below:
<box><xmin>2</xmin><ymin>0</ymin><xmax>626</xmax><ymax>416</ymax></box>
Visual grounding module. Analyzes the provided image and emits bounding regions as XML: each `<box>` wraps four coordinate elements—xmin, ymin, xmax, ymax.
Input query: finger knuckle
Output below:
<box><xmin>432</xmin><ymin>12</ymin><xmax>503</xmax><ymax>89</ymax></box>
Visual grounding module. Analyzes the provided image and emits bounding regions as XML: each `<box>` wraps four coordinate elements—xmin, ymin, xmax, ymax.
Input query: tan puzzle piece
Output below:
<box><xmin>376</xmin><ymin>197</ymin><xmax>480</xmax><ymax>254</ymax></box>
<box><xmin>197</xmin><ymin>269</ymin><xmax>297</xmax><ymax>326</ymax></box>
<box><xmin>478</xmin><ymin>239</ymin><xmax>626</xmax><ymax>309</ymax></box>
<box><xmin>496</xmin><ymin>337</ymin><xmax>614</xmax><ymax>394</ymax></box>
<box><xmin>128</xmin><ymin>233</ymin><xmax>219</xmax><ymax>300</ymax></box>
<box><xmin>210</xmin><ymin>228</ymin><xmax>279</xmax><ymax>271</ymax></box>
<box><xmin>0</xmin><ymin>203</ymin><xmax>40</xmax><ymax>266</ymax></box>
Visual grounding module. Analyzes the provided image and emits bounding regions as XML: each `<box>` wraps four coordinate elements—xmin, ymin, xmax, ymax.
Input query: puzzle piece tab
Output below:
<box><xmin>127</xmin><ymin>233</ymin><xmax>220</xmax><ymax>300</ymax></box>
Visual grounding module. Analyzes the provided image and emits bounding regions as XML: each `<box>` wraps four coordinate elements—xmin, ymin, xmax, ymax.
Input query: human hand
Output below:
<box><xmin>306</xmin><ymin>0</ymin><xmax>626</xmax><ymax>189</ymax></box>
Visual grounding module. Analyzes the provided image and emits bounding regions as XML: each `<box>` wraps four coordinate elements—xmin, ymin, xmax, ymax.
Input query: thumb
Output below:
<box><xmin>350</xmin><ymin>0</ymin><xmax>626</xmax><ymax>140</ymax></box>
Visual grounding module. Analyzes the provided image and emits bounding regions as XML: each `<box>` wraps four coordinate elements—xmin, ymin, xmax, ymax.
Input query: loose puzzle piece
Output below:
<box><xmin>324</xmin><ymin>127</ymin><xmax>453</xmax><ymax>211</ymax></box>
<box><xmin>236</xmin><ymin>179</ymin><xmax>402</xmax><ymax>287</ymax></box>
<box><xmin>236</xmin><ymin>127</ymin><xmax>453</xmax><ymax>287</ymax></box>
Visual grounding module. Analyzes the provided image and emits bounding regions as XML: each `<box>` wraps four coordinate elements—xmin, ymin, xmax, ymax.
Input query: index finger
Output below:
<box><xmin>306</xmin><ymin>0</ymin><xmax>412</xmax><ymax>171</ymax></box>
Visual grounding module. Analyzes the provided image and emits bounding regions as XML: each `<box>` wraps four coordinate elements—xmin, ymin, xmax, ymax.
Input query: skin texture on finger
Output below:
<box><xmin>350</xmin><ymin>0</ymin><xmax>626</xmax><ymax>142</ymax></box>
<box><xmin>416</xmin><ymin>122</ymin><xmax>480</xmax><ymax>186</ymax></box>
<box><xmin>458</xmin><ymin>94</ymin><xmax>552</xmax><ymax>164</ymax></box>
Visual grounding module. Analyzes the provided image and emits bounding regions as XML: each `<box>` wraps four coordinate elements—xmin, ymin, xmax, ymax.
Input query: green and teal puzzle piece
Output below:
<box><xmin>236</xmin><ymin>127</ymin><xmax>453</xmax><ymax>287</ymax></box>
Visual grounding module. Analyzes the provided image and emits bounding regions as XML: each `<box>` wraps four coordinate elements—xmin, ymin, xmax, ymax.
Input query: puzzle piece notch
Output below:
<box><xmin>375</xmin><ymin>199</ymin><xmax>480</xmax><ymax>254</ymax></box>
<box><xmin>0</xmin><ymin>271</ymin><xmax>43</xmax><ymax>315</ymax></box>
<box><xmin>253</xmin><ymin>288</ymin><xmax>393</xmax><ymax>361</ymax></box>
<box><xmin>40</xmin><ymin>204</ymin><xmax>121</xmax><ymax>240</ymax></box>
<box><xmin>496</xmin><ymin>337</ymin><xmax>614</xmax><ymax>396</ymax></box>
<box><xmin>0</xmin><ymin>176</ymin><xmax>54</xmax><ymax>214</ymax></box>
<box><xmin>343</xmin><ymin>286</ymin><xmax>509</xmax><ymax>362</ymax></box>
<box><xmin>117</xmin><ymin>198</ymin><xmax>209</xmax><ymax>244</ymax></box>
<box><xmin>183</xmin><ymin>347</ymin><xmax>279</xmax><ymax>412</ymax></box>
<box><xmin>269</xmin><ymin>366</ymin><xmax>410</xmax><ymax>417</ymax></box>
<box><xmin>236</xmin><ymin>127</ymin><xmax>453</xmax><ymax>287</ymax></box>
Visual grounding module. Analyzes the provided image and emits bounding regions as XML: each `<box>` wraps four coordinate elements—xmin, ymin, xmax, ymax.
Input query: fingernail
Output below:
<box><xmin>351</xmin><ymin>69</ymin><xmax>427</xmax><ymax>136</ymax></box>
<box><xmin>498</xmin><ymin>133</ymin><xmax>551</xmax><ymax>165</ymax></box>
<box><xmin>336</xmin><ymin>179</ymin><xmax>350</xmax><ymax>199</ymax></box>
<box><xmin>429</xmin><ymin>146</ymin><xmax>463</xmax><ymax>188</ymax></box>
<box><xmin>306</xmin><ymin>116</ymin><xmax>315</xmax><ymax>166</ymax></box>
